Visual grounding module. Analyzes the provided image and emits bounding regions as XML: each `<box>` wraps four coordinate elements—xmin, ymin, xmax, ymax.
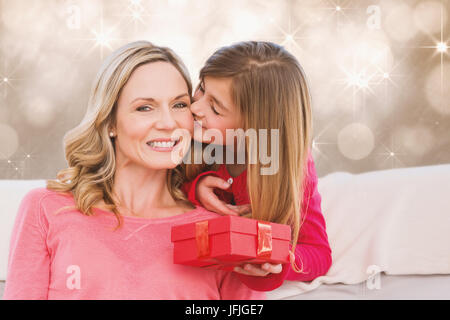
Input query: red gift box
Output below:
<box><xmin>171</xmin><ymin>215</ymin><xmax>291</xmax><ymax>270</ymax></box>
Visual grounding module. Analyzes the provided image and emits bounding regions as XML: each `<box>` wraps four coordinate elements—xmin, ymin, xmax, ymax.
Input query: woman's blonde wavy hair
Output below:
<box><xmin>47</xmin><ymin>41</ymin><xmax>194</xmax><ymax>228</ymax></box>
<box><xmin>185</xmin><ymin>41</ymin><xmax>313</xmax><ymax>273</ymax></box>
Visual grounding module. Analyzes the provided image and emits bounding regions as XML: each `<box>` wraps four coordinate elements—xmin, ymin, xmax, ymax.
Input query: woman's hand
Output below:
<box><xmin>196</xmin><ymin>175</ymin><xmax>251</xmax><ymax>216</ymax></box>
<box><xmin>233</xmin><ymin>263</ymin><xmax>283</xmax><ymax>277</ymax></box>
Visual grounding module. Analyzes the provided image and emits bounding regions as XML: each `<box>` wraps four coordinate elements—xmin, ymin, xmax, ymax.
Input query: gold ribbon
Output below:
<box><xmin>194</xmin><ymin>219</ymin><xmax>273</xmax><ymax>265</ymax></box>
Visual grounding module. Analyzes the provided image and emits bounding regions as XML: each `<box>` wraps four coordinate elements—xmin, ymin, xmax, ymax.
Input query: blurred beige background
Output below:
<box><xmin>0</xmin><ymin>0</ymin><xmax>449</xmax><ymax>180</ymax></box>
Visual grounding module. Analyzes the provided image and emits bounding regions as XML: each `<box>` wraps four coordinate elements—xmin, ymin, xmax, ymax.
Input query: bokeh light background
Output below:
<box><xmin>0</xmin><ymin>0</ymin><xmax>449</xmax><ymax>179</ymax></box>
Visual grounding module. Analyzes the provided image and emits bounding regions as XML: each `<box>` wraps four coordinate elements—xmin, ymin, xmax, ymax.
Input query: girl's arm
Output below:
<box><xmin>286</xmin><ymin>165</ymin><xmax>333</xmax><ymax>282</ymax></box>
<box><xmin>3</xmin><ymin>189</ymin><xmax>51</xmax><ymax>300</ymax></box>
<box><xmin>235</xmin><ymin>153</ymin><xmax>332</xmax><ymax>291</ymax></box>
<box><xmin>182</xmin><ymin>170</ymin><xmax>239</xmax><ymax>216</ymax></box>
<box><xmin>216</xmin><ymin>270</ymin><xmax>266</xmax><ymax>300</ymax></box>
<box><xmin>182</xmin><ymin>154</ymin><xmax>332</xmax><ymax>291</ymax></box>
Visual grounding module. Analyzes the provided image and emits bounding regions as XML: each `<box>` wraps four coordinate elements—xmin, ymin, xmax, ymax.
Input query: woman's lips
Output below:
<box><xmin>146</xmin><ymin>138</ymin><xmax>180</xmax><ymax>152</ymax></box>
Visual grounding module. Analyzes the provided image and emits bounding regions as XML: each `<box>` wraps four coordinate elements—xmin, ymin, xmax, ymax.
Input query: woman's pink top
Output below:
<box><xmin>183</xmin><ymin>151</ymin><xmax>332</xmax><ymax>291</ymax></box>
<box><xmin>3</xmin><ymin>188</ymin><xmax>265</xmax><ymax>300</ymax></box>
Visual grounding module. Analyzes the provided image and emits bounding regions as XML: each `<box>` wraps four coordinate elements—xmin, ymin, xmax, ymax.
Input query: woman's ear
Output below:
<box><xmin>108</xmin><ymin>125</ymin><xmax>116</xmax><ymax>138</ymax></box>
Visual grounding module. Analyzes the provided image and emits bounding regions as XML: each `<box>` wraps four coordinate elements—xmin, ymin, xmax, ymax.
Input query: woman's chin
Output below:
<box><xmin>143</xmin><ymin>161</ymin><xmax>179</xmax><ymax>170</ymax></box>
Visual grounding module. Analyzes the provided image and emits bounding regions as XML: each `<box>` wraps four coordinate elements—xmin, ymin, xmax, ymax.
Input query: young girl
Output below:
<box><xmin>183</xmin><ymin>41</ymin><xmax>332</xmax><ymax>291</ymax></box>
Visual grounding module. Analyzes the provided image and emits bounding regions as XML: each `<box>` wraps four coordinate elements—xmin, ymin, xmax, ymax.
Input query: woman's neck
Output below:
<box><xmin>108</xmin><ymin>161</ymin><xmax>189</xmax><ymax>219</ymax></box>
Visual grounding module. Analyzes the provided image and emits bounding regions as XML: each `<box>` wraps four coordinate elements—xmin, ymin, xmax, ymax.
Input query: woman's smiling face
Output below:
<box><xmin>113</xmin><ymin>61</ymin><xmax>194</xmax><ymax>170</ymax></box>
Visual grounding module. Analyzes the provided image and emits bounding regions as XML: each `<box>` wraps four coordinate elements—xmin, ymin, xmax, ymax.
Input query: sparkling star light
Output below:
<box><xmin>376</xmin><ymin>135</ymin><xmax>407</xmax><ymax>169</ymax></box>
<box><xmin>0</xmin><ymin>60</ymin><xmax>22</xmax><ymax>98</ymax></box>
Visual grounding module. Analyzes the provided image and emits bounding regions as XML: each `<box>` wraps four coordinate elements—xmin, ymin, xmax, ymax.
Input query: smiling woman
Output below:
<box><xmin>46</xmin><ymin>42</ymin><xmax>195</xmax><ymax>222</ymax></box>
<box><xmin>2</xmin><ymin>41</ymin><xmax>265</xmax><ymax>300</ymax></box>
<box><xmin>112</xmin><ymin>61</ymin><xmax>193</xmax><ymax>174</ymax></box>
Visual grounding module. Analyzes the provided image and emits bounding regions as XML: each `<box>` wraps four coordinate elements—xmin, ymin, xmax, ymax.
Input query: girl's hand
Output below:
<box><xmin>233</xmin><ymin>263</ymin><xmax>283</xmax><ymax>277</ymax></box>
<box><xmin>196</xmin><ymin>175</ymin><xmax>251</xmax><ymax>216</ymax></box>
<box><xmin>233</xmin><ymin>252</ymin><xmax>294</xmax><ymax>276</ymax></box>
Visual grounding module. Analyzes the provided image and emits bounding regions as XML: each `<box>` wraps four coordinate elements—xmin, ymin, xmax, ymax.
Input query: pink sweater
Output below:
<box><xmin>183</xmin><ymin>151</ymin><xmax>332</xmax><ymax>291</ymax></box>
<box><xmin>3</xmin><ymin>188</ymin><xmax>265</xmax><ymax>300</ymax></box>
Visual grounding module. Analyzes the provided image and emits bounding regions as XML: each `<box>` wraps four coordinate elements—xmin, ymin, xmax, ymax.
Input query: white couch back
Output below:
<box><xmin>0</xmin><ymin>180</ymin><xmax>46</xmax><ymax>279</ymax></box>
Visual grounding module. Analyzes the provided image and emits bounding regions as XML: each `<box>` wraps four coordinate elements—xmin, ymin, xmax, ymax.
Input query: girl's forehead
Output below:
<box><xmin>203</xmin><ymin>76</ymin><xmax>232</xmax><ymax>91</ymax></box>
<box><xmin>203</xmin><ymin>77</ymin><xmax>234</xmax><ymax>106</ymax></box>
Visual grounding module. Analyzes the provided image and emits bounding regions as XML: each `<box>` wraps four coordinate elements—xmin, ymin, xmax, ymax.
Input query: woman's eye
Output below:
<box><xmin>136</xmin><ymin>105</ymin><xmax>153</xmax><ymax>112</ymax></box>
<box><xmin>174</xmin><ymin>102</ymin><xmax>188</xmax><ymax>109</ymax></box>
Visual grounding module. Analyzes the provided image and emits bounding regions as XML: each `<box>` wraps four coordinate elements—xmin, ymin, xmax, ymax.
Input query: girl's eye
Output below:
<box><xmin>174</xmin><ymin>102</ymin><xmax>188</xmax><ymax>109</ymax></box>
<box><xmin>210</xmin><ymin>105</ymin><xmax>220</xmax><ymax>115</ymax></box>
<box><xmin>137</xmin><ymin>105</ymin><xmax>153</xmax><ymax>112</ymax></box>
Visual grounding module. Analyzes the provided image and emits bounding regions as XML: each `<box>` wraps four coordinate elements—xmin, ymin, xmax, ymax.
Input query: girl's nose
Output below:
<box><xmin>190</xmin><ymin>100</ymin><xmax>205</xmax><ymax>120</ymax></box>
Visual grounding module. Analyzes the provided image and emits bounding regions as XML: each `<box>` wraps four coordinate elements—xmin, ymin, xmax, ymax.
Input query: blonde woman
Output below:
<box><xmin>3</xmin><ymin>41</ymin><xmax>264</xmax><ymax>300</ymax></box>
<box><xmin>183</xmin><ymin>41</ymin><xmax>332</xmax><ymax>291</ymax></box>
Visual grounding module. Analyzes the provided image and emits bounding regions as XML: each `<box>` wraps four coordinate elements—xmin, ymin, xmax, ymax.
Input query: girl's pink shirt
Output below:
<box><xmin>3</xmin><ymin>188</ymin><xmax>265</xmax><ymax>300</ymax></box>
<box><xmin>183</xmin><ymin>151</ymin><xmax>332</xmax><ymax>291</ymax></box>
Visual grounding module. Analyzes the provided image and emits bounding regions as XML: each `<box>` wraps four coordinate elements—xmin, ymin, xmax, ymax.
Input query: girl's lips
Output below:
<box><xmin>193</xmin><ymin>123</ymin><xmax>214</xmax><ymax>144</ymax></box>
<box><xmin>194</xmin><ymin>120</ymin><xmax>206</xmax><ymax>129</ymax></box>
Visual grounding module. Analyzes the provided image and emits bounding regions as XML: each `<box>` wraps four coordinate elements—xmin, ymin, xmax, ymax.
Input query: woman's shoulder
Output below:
<box><xmin>21</xmin><ymin>187</ymin><xmax>75</xmax><ymax>212</ymax></box>
<box><xmin>23</xmin><ymin>187</ymin><xmax>72</xmax><ymax>201</ymax></box>
<box><xmin>13</xmin><ymin>188</ymin><xmax>76</xmax><ymax>231</ymax></box>
<box><xmin>190</xmin><ymin>205</ymin><xmax>219</xmax><ymax>216</ymax></box>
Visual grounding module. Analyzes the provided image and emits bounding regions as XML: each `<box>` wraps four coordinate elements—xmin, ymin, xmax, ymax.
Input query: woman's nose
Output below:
<box><xmin>156</xmin><ymin>107</ymin><xmax>177</xmax><ymax>130</ymax></box>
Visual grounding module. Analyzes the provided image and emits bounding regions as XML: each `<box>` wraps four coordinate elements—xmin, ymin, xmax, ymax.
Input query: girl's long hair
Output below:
<box><xmin>47</xmin><ymin>41</ymin><xmax>194</xmax><ymax>228</ymax></box>
<box><xmin>185</xmin><ymin>41</ymin><xmax>313</xmax><ymax>272</ymax></box>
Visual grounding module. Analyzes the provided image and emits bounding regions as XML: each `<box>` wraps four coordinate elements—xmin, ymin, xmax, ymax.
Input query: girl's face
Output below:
<box><xmin>113</xmin><ymin>61</ymin><xmax>193</xmax><ymax>170</ymax></box>
<box><xmin>190</xmin><ymin>76</ymin><xmax>242</xmax><ymax>145</ymax></box>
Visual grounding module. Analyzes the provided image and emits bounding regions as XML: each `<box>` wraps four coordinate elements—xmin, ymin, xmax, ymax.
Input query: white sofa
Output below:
<box><xmin>1</xmin><ymin>163</ymin><xmax>450</xmax><ymax>299</ymax></box>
